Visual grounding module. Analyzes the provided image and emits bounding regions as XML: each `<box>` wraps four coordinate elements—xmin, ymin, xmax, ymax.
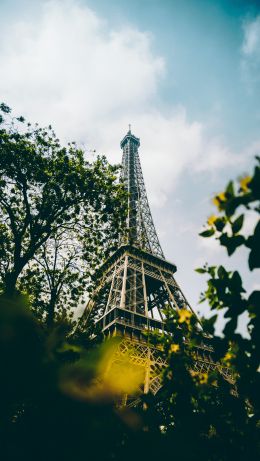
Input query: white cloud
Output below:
<box><xmin>0</xmin><ymin>0</ymin><xmax>257</xmax><ymax>336</ymax></box>
<box><xmin>196</xmin><ymin>233</ymin><xmax>222</xmax><ymax>256</ymax></box>
<box><xmin>242</xmin><ymin>210</ymin><xmax>259</xmax><ymax>237</ymax></box>
<box><xmin>241</xmin><ymin>15</ymin><xmax>260</xmax><ymax>88</ymax></box>
<box><xmin>242</xmin><ymin>15</ymin><xmax>260</xmax><ymax>56</ymax></box>
<box><xmin>84</xmin><ymin>107</ymin><xmax>242</xmax><ymax>208</ymax></box>
<box><xmin>251</xmin><ymin>283</ymin><xmax>260</xmax><ymax>291</ymax></box>
<box><xmin>0</xmin><ymin>0</ymin><xmax>248</xmax><ymax>209</ymax></box>
<box><xmin>0</xmin><ymin>0</ymin><xmax>164</xmax><ymax>136</ymax></box>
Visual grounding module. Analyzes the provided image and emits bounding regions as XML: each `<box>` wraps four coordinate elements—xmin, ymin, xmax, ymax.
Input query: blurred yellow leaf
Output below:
<box><xmin>170</xmin><ymin>344</ymin><xmax>180</xmax><ymax>353</ymax></box>
<box><xmin>199</xmin><ymin>373</ymin><xmax>208</xmax><ymax>384</ymax></box>
<box><xmin>178</xmin><ymin>308</ymin><xmax>192</xmax><ymax>324</ymax></box>
<box><xmin>212</xmin><ymin>192</ymin><xmax>226</xmax><ymax>209</ymax></box>
<box><xmin>207</xmin><ymin>215</ymin><xmax>218</xmax><ymax>226</ymax></box>
<box><xmin>218</xmin><ymin>192</ymin><xmax>226</xmax><ymax>201</ymax></box>
<box><xmin>190</xmin><ymin>370</ymin><xmax>198</xmax><ymax>378</ymax></box>
<box><xmin>223</xmin><ymin>351</ymin><xmax>233</xmax><ymax>365</ymax></box>
<box><xmin>98</xmin><ymin>341</ymin><xmax>144</xmax><ymax>395</ymax></box>
<box><xmin>60</xmin><ymin>339</ymin><xmax>144</xmax><ymax>403</ymax></box>
<box><xmin>190</xmin><ymin>370</ymin><xmax>208</xmax><ymax>384</ymax></box>
<box><xmin>240</xmin><ymin>175</ymin><xmax>251</xmax><ymax>192</ymax></box>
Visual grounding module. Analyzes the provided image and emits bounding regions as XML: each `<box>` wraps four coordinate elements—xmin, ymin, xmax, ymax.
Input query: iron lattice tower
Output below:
<box><xmin>120</xmin><ymin>130</ymin><xmax>164</xmax><ymax>258</ymax></box>
<box><xmin>84</xmin><ymin>128</ymin><xmax>231</xmax><ymax>406</ymax></box>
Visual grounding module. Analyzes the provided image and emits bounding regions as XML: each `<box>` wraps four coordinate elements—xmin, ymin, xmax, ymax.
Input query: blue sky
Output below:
<box><xmin>0</xmin><ymin>0</ymin><xmax>259</xmax><ymax>333</ymax></box>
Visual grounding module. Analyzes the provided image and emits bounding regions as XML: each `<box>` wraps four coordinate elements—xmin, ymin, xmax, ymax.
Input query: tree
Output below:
<box><xmin>147</xmin><ymin>156</ymin><xmax>260</xmax><ymax>460</ymax></box>
<box><xmin>19</xmin><ymin>230</ymin><xmax>87</xmax><ymax>325</ymax></box>
<box><xmin>0</xmin><ymin>104</ymin><xmax>126</xmax><ymax>314</ymax></box>
<box><xmin>1</xmin><ymin>104</ymin><xmax>259</xmax><ymax>460</ymax></box>
<box><xmin>19</xmin><ymin>207</ymin><xmax>124</xmax><ymax>325</ymax></box>
<box><xmin>196</xmin><ymin>156</ymin><xmax>260</xmax><ymax>422</ymax></box>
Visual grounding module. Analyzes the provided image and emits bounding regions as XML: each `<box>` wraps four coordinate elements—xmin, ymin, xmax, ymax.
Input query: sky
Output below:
<box><xmin>0</xmin><ymin>0</ymin><xmax>259</xmax><ymax>334</ymax></box>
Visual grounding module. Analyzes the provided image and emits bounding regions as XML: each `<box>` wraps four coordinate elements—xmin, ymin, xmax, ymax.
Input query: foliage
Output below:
<box><xmin>0</xmin><ymin>294</ymin><xmax>136</xmax><ymax>461</ymax></box>
<box><xmin>187</xmin><ymin>157</ymin><xmax>259</xmax><ymax>459</ymax></box>
<box><xmin>196</xmin><ymin>157</ymin><xmax>260</xmax><ymax>414</ymax></box>
<box><xmin>0</xmin><ymin>106</ymin><xmax>259</xmax><ymax>460</ymax></box>
<box><xmin>0</xmin><ymin>104</ymin><xmax>127</xmax><ymax>323</ymax></box>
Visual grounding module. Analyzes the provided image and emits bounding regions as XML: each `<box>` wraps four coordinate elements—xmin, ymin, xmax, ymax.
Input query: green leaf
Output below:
<box><xmin>214</xmin><ymin>218</ymin><xmax>226</xmax><ymax>232</ymax></box>
<box><xmin>225</xmin><ymin>196</ymin><xmax>242</xmax><ymax>218</ymax></box>
<box><xmin>248</xmin><ymin>247</ymin><xmax>260</xmax><ymax>270</ymax></box>
<box><xmin>217</xmin><ymin>265</ymin><xmax>227</xmax><ymax>279</ymax></box>
<box><xmin>247</xmin><ymin>221</ymin><xmax>260</xmax><ymax>270</ymax></box>
<box><xmin>248</xmin><ymin>290</ymin><xmax>260</xmax><ymax>313</ymax></box>
<box><xmin>231</xmin><ymin>214</ymin><xmax>244</xmax><ymax>234</ymax></box>
<box><xmin>249</xmin><ymin>163</ymin><xmax>260</xmax><ymax>200</ymax></box>
<box><xmin>0</xmin><ymin>102</ymin><xmax>11</xmax><ymax>113</ymax></box>
<box><xmin>202</xmin><ymin>314</ymin><xmax>218</xmax><ymax>335</ymax></box>
<box><xmin>195</xmin><ymin>268</ymin><xmax>207</xmax><ymax>274</ymax></box>
<box><xmin>199</xmin><ymin>228</ymin><xmax>215</xmax><ymax>238</ymax></box>
<box><xmin>231</xmin><ymin>271</ymin><xmax>244</xmax><ymax>292</ymax></box>
<box><xmin>226</xmin><ymin>181</ymin><xmax>234</xmax><ymax>197</ymax></box>
<box><xmin>220</xmin><ymin>234</ymin><xmax>245</xmax><ymax>256</ymax></box>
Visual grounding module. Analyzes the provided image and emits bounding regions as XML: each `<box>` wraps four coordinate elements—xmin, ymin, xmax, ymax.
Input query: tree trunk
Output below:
<box><xmin>46</xmin><ymin>291</ymin><xmax>57</xmax><ymax>327</ymax></box>
<box><xmin>3</xmin><ymin>256</ymin><xmax>31</xmax><ymax>297</ymax></box>
<box><xmin>3</xmin><ymin>271</ymin><xmax>20</xmax><ymax>297</ymax></box>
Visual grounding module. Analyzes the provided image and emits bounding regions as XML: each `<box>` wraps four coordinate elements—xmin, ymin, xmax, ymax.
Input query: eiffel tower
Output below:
<box><xmin>83</xmin><ymin>128</ymin><xmax>232</xmax><ymax>405</ymax></box>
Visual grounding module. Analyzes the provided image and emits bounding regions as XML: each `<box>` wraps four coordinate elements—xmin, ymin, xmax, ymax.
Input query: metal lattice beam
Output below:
<box><xmin>120</xmin><ymin>130</ymin><xmax>164</xmax><ymax>258</ymax></box>
<box><xmin>81</xmin><ymin>129</ymin><xmax>234</xmax><ymax>405</ymax></box>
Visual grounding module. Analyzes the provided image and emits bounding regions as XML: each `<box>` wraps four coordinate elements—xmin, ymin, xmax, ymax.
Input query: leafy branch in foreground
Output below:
<box><xmin>138</xmin><ymin>157</ymin><xmax>260</xmax><ymax>460</ymax></box>
<box><xmin>0</xmin><ymin>104</ymin><xmax>127</xmax><ymax>322</ymax></box>
<box><xmin>195</xmin><ymin>157</ymin><xmax>260</xmax><ymax>427</ymax></box>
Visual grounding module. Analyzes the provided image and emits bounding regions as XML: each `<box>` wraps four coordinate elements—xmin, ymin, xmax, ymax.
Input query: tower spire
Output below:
<box><xmin>120</xmin><ymin>128</ymin><xmax>164</xmax><ymax>258</ymax></box>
